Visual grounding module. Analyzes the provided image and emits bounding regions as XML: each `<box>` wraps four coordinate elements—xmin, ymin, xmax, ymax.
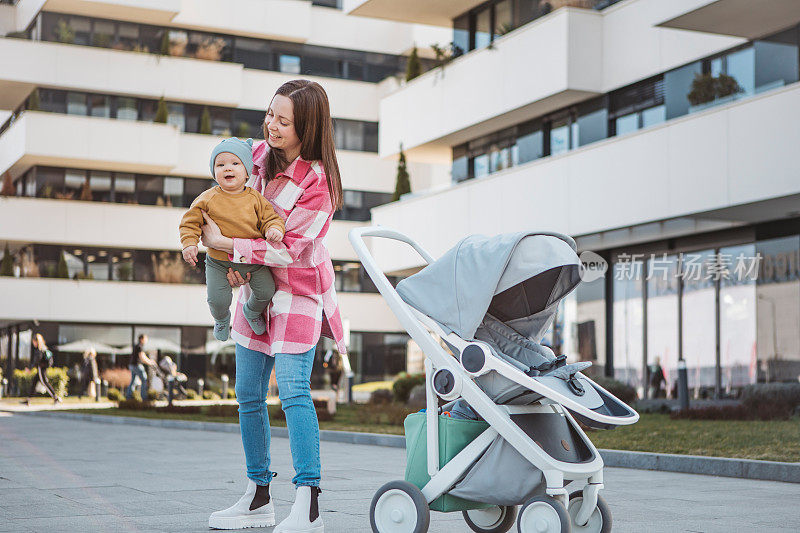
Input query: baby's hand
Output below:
<box><xmin>265</xmin><ymin>227</ymin><xmax>284</xmax><ymax>242</ymax></box>
<box><xmin>182</xmin><ymin>245</ymin><xmax>199</xmax><ymax>266</ymax></box>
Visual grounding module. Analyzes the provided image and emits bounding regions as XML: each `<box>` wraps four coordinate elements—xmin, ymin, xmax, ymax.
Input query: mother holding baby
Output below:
<box><xmin>200</xmin><ymin>79</ymin><xmax>347</xmax><ymax>532</ymax></box>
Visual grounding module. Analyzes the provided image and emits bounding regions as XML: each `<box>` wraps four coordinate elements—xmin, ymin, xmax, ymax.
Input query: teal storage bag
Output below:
<box><xmin>403</xmin><ymin>412</ymin><xmax>493</xmax><ymax>512</ymax></box>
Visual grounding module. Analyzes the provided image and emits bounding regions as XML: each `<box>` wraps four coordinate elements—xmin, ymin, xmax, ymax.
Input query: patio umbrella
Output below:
<box><xmin>55</xmin><ymin>339</ymin><xmax>120</xmax><ymax>355</ymax></box>
<box><xmin>118</xmin><ymin>337</ymin><xmax>181</xmax><ymax>354</ymax></box>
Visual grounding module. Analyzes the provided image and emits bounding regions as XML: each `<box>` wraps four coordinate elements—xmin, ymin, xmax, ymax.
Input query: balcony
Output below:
<box><xmin>377</xmin><ymin>8</ymin><xmax>604</xmax><ymax>158</ymax></box>
<box><xmin>0</xmin><ymin>277</ymin><xmax>402</xmax><ymax>331</ymax></box>
<box><xmin>0</xmin><ymin>196</ymin><xmax>363</xmax><ymax>260</ymax></box>
<box><xmin>344</xmin><ymin>0</ymin><xmax>485</xmax><ymax>26</ymax></box>
<box><xmin>0</xmin><ymin>39</ymin><xmax>381</xmax><ymax>117</ymax></box>
<box><xmin>370</xmin><ymin>82</ymin><xmax>800</xmax><ymax>272</ymax></box>
<box><xmin>658</xmin><ymin>0</ymin><xmax>800</xmax><ymax>41</ymax></box>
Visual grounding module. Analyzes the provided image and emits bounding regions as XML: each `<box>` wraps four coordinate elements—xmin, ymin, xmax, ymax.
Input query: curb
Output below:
<box><xmin>15</xmin><ymin>410</ymin><xmax>799</xmax><ymax>483</ymax></box>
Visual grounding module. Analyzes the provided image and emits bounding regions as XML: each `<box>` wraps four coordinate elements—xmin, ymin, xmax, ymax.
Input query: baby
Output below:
<box><xmin>179</xmin><ymin>137</ymin><xmax>285</xmax><ymax>341</ymax></box>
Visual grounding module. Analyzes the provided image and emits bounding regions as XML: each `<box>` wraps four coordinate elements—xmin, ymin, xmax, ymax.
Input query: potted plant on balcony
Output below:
<box><xmin>405</xmin><ymin>46</ymin><xmax>421</xmax><ymax>82</ymax></box>
<box><xmin>116</xmin><ymin>262</ymin><xmax>133</xmax><ymax>281</ymax></box>
<box><xmin>55</xmin><ymin>19</ymin><xmax>75</xmax><ymax>44</ymax></box>
<box><xmin>0</xmin><ymin>244</ymin><xmax>14</xmax><ymax>277</ymax></box>
<box><xmin>195</xmin><ymin>37</ymin><xmax>226</xmax><ymax>61</ymax></box>
<box><xmin>56</xmin><ymin>251</ymin><xmax>69</xmax><ymax>279</ymax></box>
<box><xmin>79</xmin><ymin>179</ymin><xmax>93</xmax><ymax>202</ymax></box>
<box><xmin>687</xmin><ymin>73</ymin><xmax>717</xmax><ymax>106</ymax></box>
<box><xmin>154</xmin><ymin>97</ymin><xmax>168</xmax><ymax>124</ymax></box>
<box><xmin>199</xmin><ymin>107</ymin><xmax>212</xmax><ymax>135</ymax></box>
<box><xmin>392</xmin><ymin>144</ymin><xmax>411</xmax><ymax>201</ymax></box>
<box><xmin>92</xmin><ymin>33</ymin><xmax>112</xmax><ymax>48</ymax></box>
<box><xmin>152</xmin><ymin>251</ymin><xmax>185</xmax><ymax>283</ymax></box>
<box><xmin>715</xmin><ymin>73</ymin><xmax>742</xmax><ymax>99</ymax></box>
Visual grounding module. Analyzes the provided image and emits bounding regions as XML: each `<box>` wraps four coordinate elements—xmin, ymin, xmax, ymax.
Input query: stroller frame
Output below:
<box><xmin>351</xmin><ymin>227</ymin><xmax>629</xmax><ymax>527</ymax></box>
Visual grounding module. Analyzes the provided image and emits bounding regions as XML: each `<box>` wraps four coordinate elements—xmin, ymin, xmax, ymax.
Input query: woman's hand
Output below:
<box><xmin>227</xmin><ymin>268</ymin><xmax>251</xmax><ymax>288</ymax></box>
<box><xmin>200</xmin><ymin>212</ymin><xmax>233</xmax><ymax>253</ymax></box>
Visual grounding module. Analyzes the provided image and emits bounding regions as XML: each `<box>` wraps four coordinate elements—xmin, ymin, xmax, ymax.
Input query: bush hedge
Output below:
<box><xmin>369</xmin><ymin>388</ymin><xmax>393</xmax><ymax>405</ymax></box>
<box><xmin>392</xmin><ymin>372</ymin><xmax>426</xmax><ymax>404</ymax></box>
<box><xmin>13</xmin><ymin>367</ymin><xmax>69</xmax><ymax>398</ymax></box>
<box><xmin>741</xmin><ymin>382</ymin><xmax>800</xmax><ymax>411</ymax></box>
<box><xmin>107</xmin><ymin>387</ymin><xmax>124</xmax><ymax>401</ymax></box>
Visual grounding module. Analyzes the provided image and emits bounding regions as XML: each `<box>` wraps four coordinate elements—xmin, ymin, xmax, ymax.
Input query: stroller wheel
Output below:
<box><xmin>370</xmin><ymin>480</ymin><xmax>430</xmax><ymax>533</ymax></box>
<box><xmin>567</xmin><ymin>491</ymin><xmax>611</xmax><ymax>533</ymax></box>
<box><xmin>517</xmin><ymin>495</ymin><xmax>570</xmax><ymax>533</ymax></box>
<box><xmin>463</xmin><ymin>505</ymin><xmax>517</xmax><ymax>533</ymax></box>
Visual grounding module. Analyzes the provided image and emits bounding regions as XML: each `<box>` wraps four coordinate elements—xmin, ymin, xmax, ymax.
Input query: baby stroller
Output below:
<box><xmin>349</xmin><ymin>228</ymin><xmax>639</xmax><ymax>533</ymax></box>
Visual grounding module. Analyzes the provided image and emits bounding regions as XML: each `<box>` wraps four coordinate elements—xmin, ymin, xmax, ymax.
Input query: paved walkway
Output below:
<box><xmin>0</xmin><ymin>412</ymin><xmax>798</xmax><ymax>532</ymax></box>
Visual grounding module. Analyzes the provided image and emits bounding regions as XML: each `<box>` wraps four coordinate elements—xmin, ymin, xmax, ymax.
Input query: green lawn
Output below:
<box><xmin>63</xmin><ymin>406</ymin><xmax>800</xmax><ymax>463</ymax></box>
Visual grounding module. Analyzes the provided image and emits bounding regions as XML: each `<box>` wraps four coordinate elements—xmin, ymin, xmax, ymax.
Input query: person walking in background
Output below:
<box><xmin>23</xmin><ymin>333</ymin><xmax>59</xmax><ymax>404</ymax></box>
<box><xmin>649</xmin><ymin>356</ymin><xmax>666</xmax><ymax>399</ymax></box>
<box><xmin>126</xmin><ymin>334</ymin><xmax>154</xmax><ymax>400</ymax></box>
<box><xmin>80</xmin><ymin>348</ymin><xmax>99</xmax><ymax>399</ymax></box>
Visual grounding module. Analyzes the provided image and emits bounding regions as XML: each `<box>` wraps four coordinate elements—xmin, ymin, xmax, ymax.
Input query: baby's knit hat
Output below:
<box><xmin>210</xmin><ymin>137</ymin><xmax>254</xmax><ymax>177</ymax></box>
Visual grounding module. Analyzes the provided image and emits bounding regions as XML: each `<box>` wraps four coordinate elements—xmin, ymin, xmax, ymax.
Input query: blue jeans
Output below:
<box><xmin>235</xmin><ymin>343</ymin><xmax>320</xmax><ymax>487</ymax></box>
<box><xmin>126</xmin><ymin>364</ymin><xmax>148</xmax><ymax>399</ymax></box>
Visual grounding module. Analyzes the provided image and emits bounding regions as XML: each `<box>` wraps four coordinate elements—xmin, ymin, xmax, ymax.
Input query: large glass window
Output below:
<box><xmin>719</xmin><ymin>244</ymin><xmax>757</xmax><ymax>391</ymax></box>
<box><xmin>89</xmin><ymin>171</ymin><xmax>112</xmax><ymax>202</ymax></box>
<box><xmin>66</xmin><ymin>92</ymin><xmax>87</xmax><ymax>115</ymax></box>
<box><xmin>116</xmin><ymin>97</ymin><xmax>138</xmax><ymax>121</ymax></box>
<box><xmin>516</xmin><ymin>125</ymin><xmax>543</xmax><ymax>165</ymax></box>
<box><xmin>575</xmin><ymin>275</ymin><xmax>606</xmax><ymax>374</ymax></box>
<box><xmin>613</xmin><ymin>258</ymin><xmax>644</xmax><ymax>392</ymax></box>
<box><xmin>680</xmin><ymin>249</ymin><xmax>717</xmax><ymax>396</ymax></box>
<box><xmin>475</xmin><ymin>7</ymin><xmax>492</xmax><ymax>49</ymax></box>
<box><xmin>664</xmin><ymin>61</ymin><xmax>702</xmax><ymax>120</ymax></box>
<box><xmin>549</xmin><ymin>116</ymin><xmax>572</xmax><ymax>156</ymax></box>
<box><xmin>646</xmin><ymin>254</ymin><xmax>679</xmax><ymax>398</ymax></box>
<box><xmin>755</xmin><ymin>27</ymin><xmax>800</xmax><ymax>93</ymax></box>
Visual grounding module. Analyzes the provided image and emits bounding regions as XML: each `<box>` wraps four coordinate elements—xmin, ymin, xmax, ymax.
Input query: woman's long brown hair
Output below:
<box><xmin>262</xmin><ymin>80</ymin><xmax>343</xmax><ymax>210</ymax></box>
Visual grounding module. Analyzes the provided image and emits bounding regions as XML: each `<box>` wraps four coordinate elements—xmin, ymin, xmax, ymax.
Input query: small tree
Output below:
<box><xmin>199</xmin><ymin>106</ymin><xmax>212</xmax><ymax>134</ymax></box>
<box><xmin>56</xmin><ymin>251</ymin><xmax>69</xmax><ymax>279</ymax></box>
<box><xmin>28</xmin><ymin>88</ymin><xmax>41</xmax><ymax>111</ymax></box>
<box><xmin>159</xmin><ymin>31</ymin><xmax>170</xmax><ymax>56</ymax></box>
<box><xmin>405</xmin><ymin>46</ymin><xmax>422</xmax><ymax>82</ymax></box>
<box><xmin>0</xmin><ymin>244</ymin><xmax>14</xmax><ymax>277</ymax></box>
<box><xmin>154</xmin><ymin>96</ymin><xmax>168</xmax><ymax>124</ymax></box>
<box><xmin>79</xmin><ymin>179</ymin><xmax>93</xmax><ymax>201</ymax></box>
<box><xmin>392</xmin><ymin>145</ymin><xmax>411</xmax><ymax>201</ymax></box>
<box><xmin>0</xmin><ymin>173</ymin><xmax>14</xmax><ymax>196</ymax></box>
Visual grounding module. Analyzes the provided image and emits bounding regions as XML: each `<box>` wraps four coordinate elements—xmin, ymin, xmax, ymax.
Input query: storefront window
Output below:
<box><xmin>612</xmin><ymin>258</ymin><xmax>643</xmax><ymax>391</ymax></box>
<box><xmin>575</xmin><ymin>276</ymin><xmax>606</xmax><ymax>374</ymax></box>
<box><xmin>719</xmin><ymin>244</ymin><xmax>757</xmax><ymax>391</ymax></box>
<box><xmin>646</xmin><ymin>254</ymin><xmax>679</xmax><ymax>398</ymax></box>
<box><xmin>680</xmin><ymin>249</ymin><xmax>717</xmax><ymax>397</ymax></box>
<box><xmin>755</xmin><ymin>235</ymin><xmax>800</xmax><ymax>382</ymax></box>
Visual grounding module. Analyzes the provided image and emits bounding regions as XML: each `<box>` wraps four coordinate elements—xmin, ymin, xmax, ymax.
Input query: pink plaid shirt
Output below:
<box><xmin>228</xmin><ymin>140</ymin><xmax>347</xmax><ymax>356</ymax></box>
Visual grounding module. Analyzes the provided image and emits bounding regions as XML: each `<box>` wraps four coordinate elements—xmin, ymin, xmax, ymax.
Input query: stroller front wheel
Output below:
<box><xmin>463</xmin><ymin>505</ymin><xmax>517</xmax><ymax>533</ymax></box>
<box><xmin>517</xmin><ymin>495</ymin><xmax>571</xmax><ymax>533</ymax></box>
<box><xmin>370</xmin><ymin>480</ymin><xmax>430</xmax><ymax>533</ymax></box>
<box><xmin>567</xmin><ymin>491</ymin><xmax>611</xmax><ymax>533</ymax></box>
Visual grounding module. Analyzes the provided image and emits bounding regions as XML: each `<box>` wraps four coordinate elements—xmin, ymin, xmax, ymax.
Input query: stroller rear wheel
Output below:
<box><xmin>517</xmin><ymin>495</ymin><xmax>570</xmax><ymax>533</ymax></box>
<box><xmin>370</xmin><ymin>480</ymin><xmax>430</xmax><ymax>533</ymax></box>
<box><xmin>463</xmin><ymin>505</ymin><xmax>517</xmax><ymax>533</ymax></box>
<box><xmin>567</xmin><ymin>491</ymin><xmax>611</xmax><ymax>533</ymax></box>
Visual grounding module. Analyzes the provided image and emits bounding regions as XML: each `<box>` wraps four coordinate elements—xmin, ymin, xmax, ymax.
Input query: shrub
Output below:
<box><xmin>101</xmin><ymin>367</ymin><xmax>131</xmax><ymax>390</ymax></box>
<box><xmin>369</xmin><ymin>389</ymin><xmax>393</xmax><ymax>405</ymax></box>
<box><xmin>392</xmin><ymin>146</ymin><xmax>411</xmax><ymax>202</ymax></box>
<box><xmin>393</xmin><ymin>372</ymin><xmax>426</xmax><ymax>404</ymax></box>
<box><xmin>741</xmin><ymin>383</ymin><xmax>800</xmax><ymax>412</ymax></box>
<box><xmin>1</xmin><ymin>244</ymin><xmax>13</xmax><ymax>276</ymax></box>
<box><xmin>56</xmin><ymin>251</ymin><xmax>69</xmax><ymax>278</ymax></box>
<box><xmin>147</xmin><ymin>389</ymin><xmax>159</xmax><ymax>401</ymax></box>
<box><xmin>118</xmin><ymin>399</ymin><xmax>154</xmax><ymax>410</ymax></box>
<box><xmin>107</xmin><ymin>387</ymin><xmax>124</xmax><ymax>402</ymax></box>
<box><xmin>359</xmin><ymin>403</ymin><xmax>414</xmax><ymax>426</ymax></box>
<box><xmin>185</xmin><ymin>388</ymin><xmax>199</xmax><ymax>400</ymax></box>
<box><xmin>203</xmin><ymin>404</ymin><xmax>239</xmax><ymax>417</ymax></box>
<box><xmin>591</xmin><ymin>376</ymin><xmax>638</xmax><ymax>405</ymax></box>
<box><xmin>154</xmin><ymin>96</ymin><xmax>168</xmax><ymax>123</ymax></box>
<box><xmin>156</xmin><ymin>405</ymin><xmax>201</xmax><ymax>414</ymax></box>
<box><xmin>13</xmin><ymin>367</ymin><xmax>68</xmax><ymax>398</ymax></box>
<box><xmin>203</xmin><ymin>390</ymin><xmax>221</xmax><ymax>400</ymax></box>
<box><xmin>199</xmin><ymin>106</ymin><xmax>211</xmax><ymax>135</ymax></box>
<box><xmin>405</xmin><ymin>46</ymin><xmax>421</xmax><ymax>82</ymax></box>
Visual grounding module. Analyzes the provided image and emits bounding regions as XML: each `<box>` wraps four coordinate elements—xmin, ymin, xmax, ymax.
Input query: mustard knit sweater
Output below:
<box><xmin>179</xmin><ymin>186</ymin><xmax>284</xmax><ymax>261</ymax></box>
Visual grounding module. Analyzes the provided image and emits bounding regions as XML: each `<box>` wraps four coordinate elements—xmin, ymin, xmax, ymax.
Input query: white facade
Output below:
<box><xmin>0</xmin><ymin>0</ymin><xmax>449</xmax><ymax>382</ymax></box>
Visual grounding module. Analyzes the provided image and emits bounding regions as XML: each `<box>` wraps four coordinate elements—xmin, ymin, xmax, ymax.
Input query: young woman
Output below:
<box><xmin>201</xmin><ymin>79</ymin><xmax>347</xmax><ymax>533</ymax></box>
<box><xmin>24</xmin><ymin>333</ymin><xmax>59</xmax><ymax>404</ymax></box>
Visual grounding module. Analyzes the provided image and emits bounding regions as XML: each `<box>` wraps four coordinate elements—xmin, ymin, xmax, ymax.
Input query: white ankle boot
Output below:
<box><xmin>208</xmin><ymin>479</ymin><xmax>275</xmax><ymax>530</ymax></box>
<box><xmin>273</xmin><ymin>486</ymin><xmax>323</xmax><ymax>533</ymax></box>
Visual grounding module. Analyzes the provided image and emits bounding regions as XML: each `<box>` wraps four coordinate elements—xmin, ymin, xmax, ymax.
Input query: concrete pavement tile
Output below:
<box><xmin>1</xmin><ymin>499</ymin><xmax>95</xmax><ymax>519</ymax></box>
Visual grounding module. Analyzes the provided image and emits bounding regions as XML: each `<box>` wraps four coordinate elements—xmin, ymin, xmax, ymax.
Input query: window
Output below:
<box><xmin>114</xmin><ymin>173</ymin><xmax>136</xmax><ymax>204</ymax></box>
<box><xmin>755</xmin><ymin>27</ymin><xmax>800</xmax><ymax>92</ymax></box>
<box><xmin>279</xmin><ymin>54</ymin><xmax>301</xmax><ymax>74</ymax></box>
<box><xmin>64</xmin><ymin>169</ymin><xmax>86</xmax><ymax>199</ymax></box>
<box><xmin>88</xmin><ymin>94</ymin><xmax>110</xmax><ymax>118</ymax></box>
<box><xmin>615</xmin><ymin>113</ymin><xmax>638</xmax><ymax>136</ymax></box>
<box><xmin>475</xmin><ymin>7</ymin><xmax>491</xmax><ymax>49</ymax></box>
<box><xmin>67</xmin><ymin>93</ymin><xmax>87</xmax><ymax>115</ymax></box>
<box><xmin>167</xmin><ymin>102</ymin><xmax>185</xmax><ymax>131</ymax></box>
<box><xmin>549</xmin><ymin>117</ymin><xmax>571</xmax><ymax>156</ymax></box>
<box><xmin>516</xmin><ymin>125</ymin><xmax>543</xmax><ymax>165</ymax></box>
<box><xmin>116</xmin><ymin>97</ymin><xmax>138</xmax><ymax>121</ymax></box>
<box><xmin>89</xmin><ymin>171</ymin><xmax>112</xmax><ymax>202</ymax></box>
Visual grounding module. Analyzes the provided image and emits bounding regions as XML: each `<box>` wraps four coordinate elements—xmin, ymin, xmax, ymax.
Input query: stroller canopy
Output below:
<box><xmin>396</xmin><ymin>231</ymin><xmax>582</xmax><ymax>342</ymax></box>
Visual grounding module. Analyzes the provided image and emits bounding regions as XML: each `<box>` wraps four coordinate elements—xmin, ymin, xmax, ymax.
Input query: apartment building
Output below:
<box><xmin>351</xmin><ymin>0</ymin><xmax>800</xmax><ymax>398</ymax></box>
<box><xmin>0</xmin><ymin>0</ymin><xmax>451</xmax><ymax>386</ymax></box>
